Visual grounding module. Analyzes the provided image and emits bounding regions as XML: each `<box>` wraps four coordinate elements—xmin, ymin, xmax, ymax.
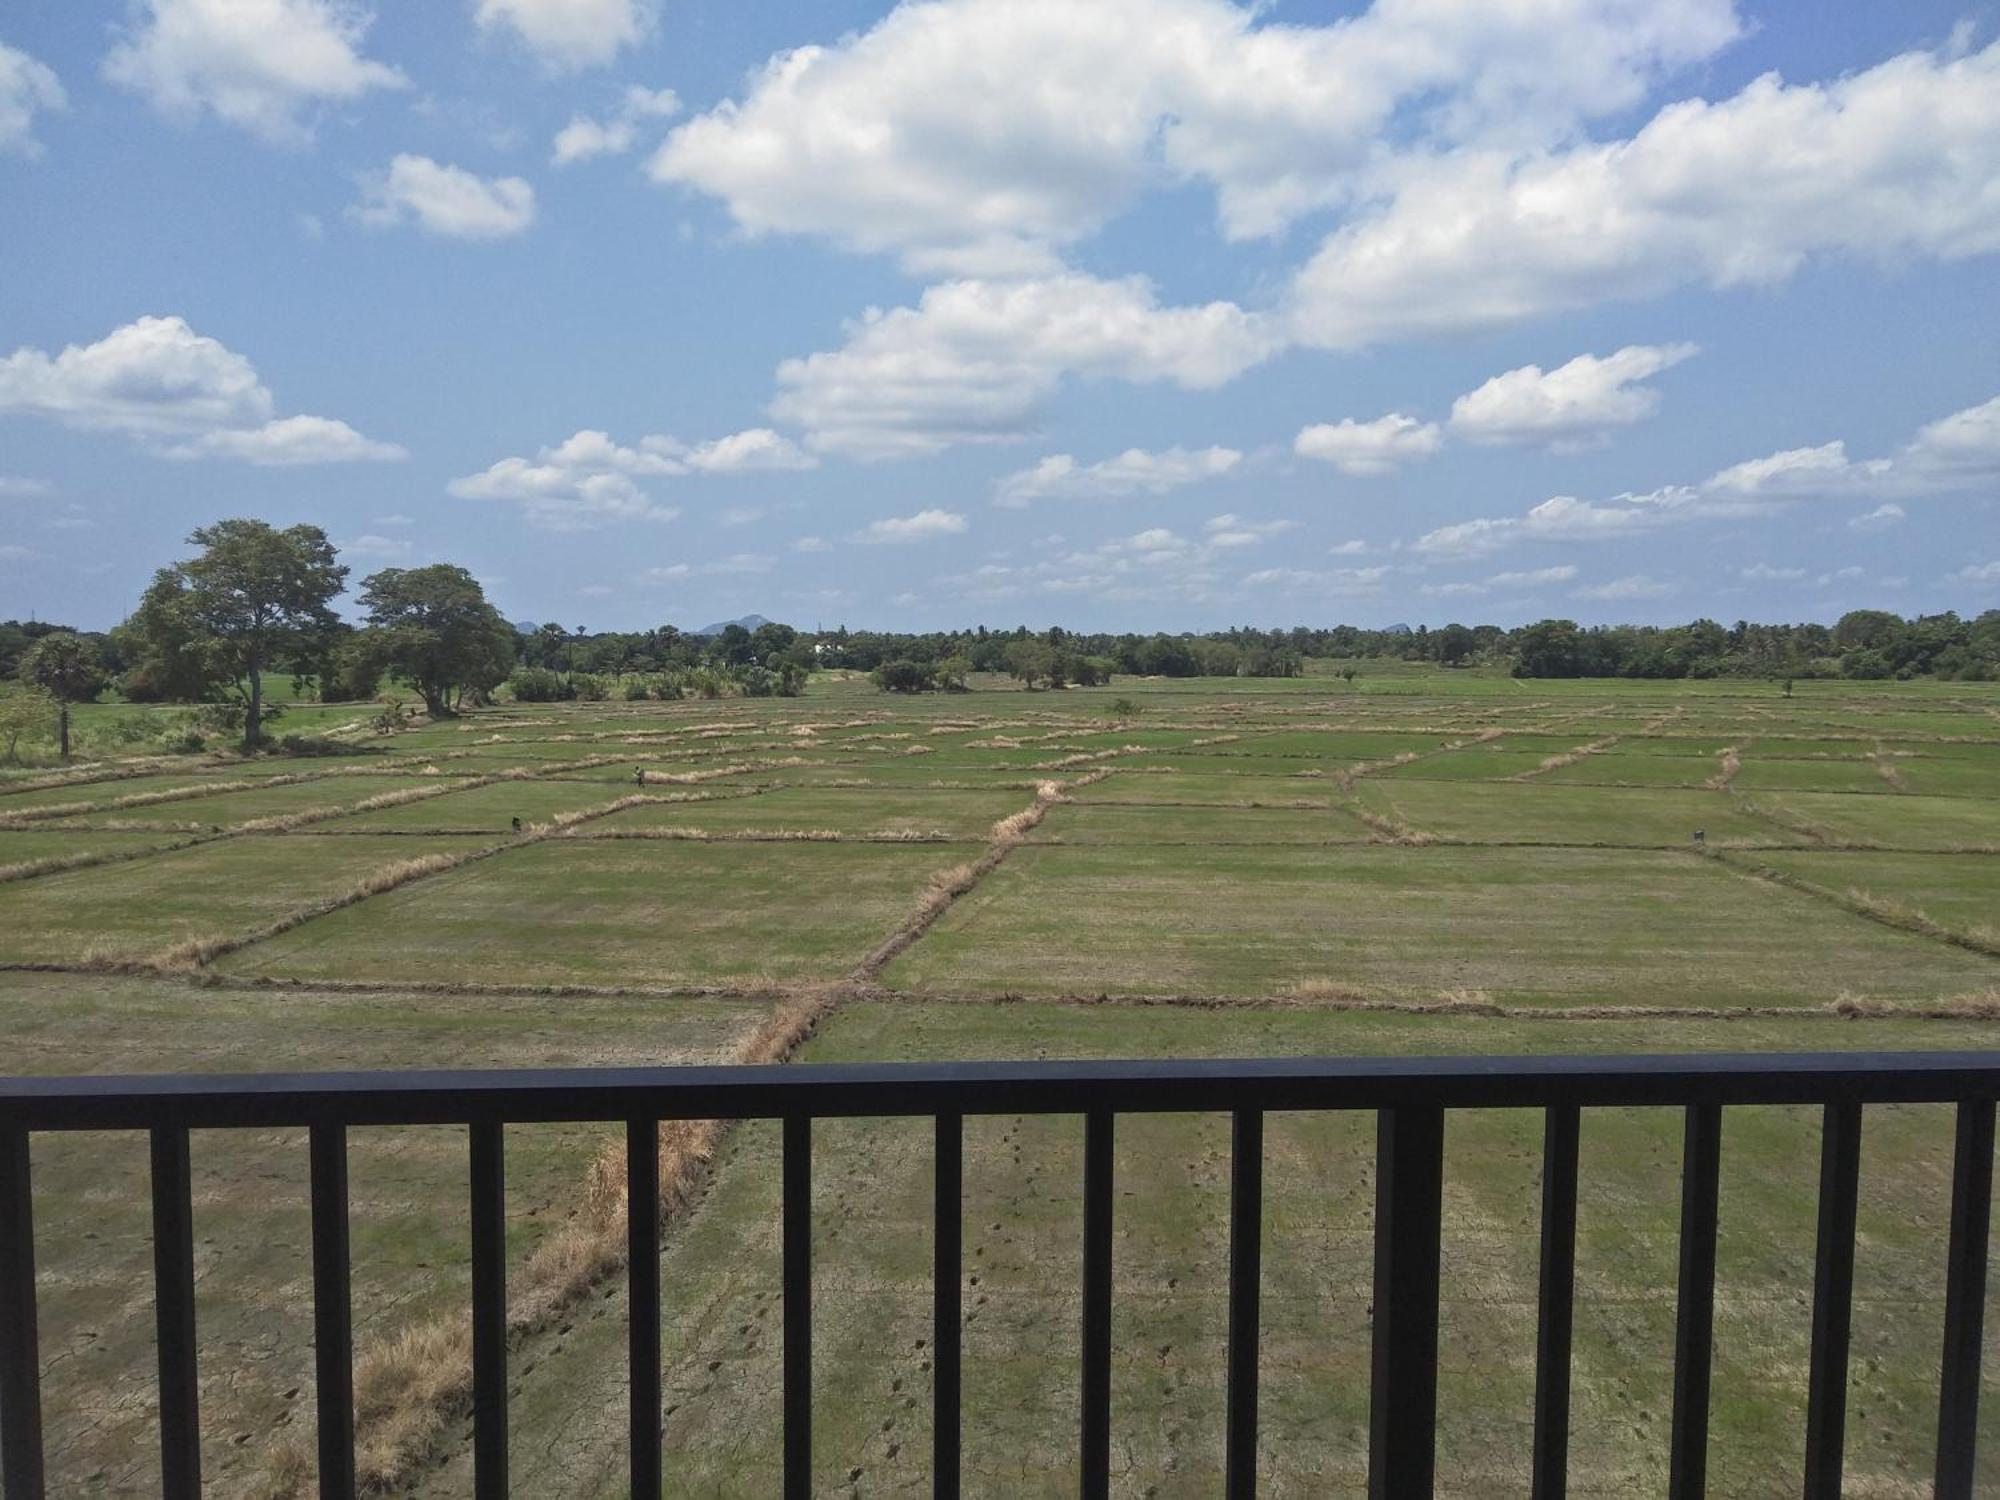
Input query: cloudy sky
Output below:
<box><xmin>3</xmin><ymin>0</ymin><xmax>1998</xmax><ymax>633</ymax></box>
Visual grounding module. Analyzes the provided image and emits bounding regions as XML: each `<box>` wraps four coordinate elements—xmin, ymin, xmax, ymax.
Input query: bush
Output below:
<box><xmin>507</xmin><ymin>667</ymin><xmax>572</xmax><ymax>702</ymax></box>
<box><xmin>622</xmin><ymin>676</ymin><xmax>653</xmax><ymax>701</ymax></box>
<box><xmin>873</xmin><ymin>658</ymin><xmax>935</xmax><ymax>693</ymax></box>
<box><xmin>571</xmin><ymin>673</ymin><xmax>609</xmax><ymax>702</ymax></box>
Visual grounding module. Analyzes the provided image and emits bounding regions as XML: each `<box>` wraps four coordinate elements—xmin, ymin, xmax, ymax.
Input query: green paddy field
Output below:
<box><xmin>2</xmin><ymin>668</ymin><xmax>1997</xmax><ymax>1496</ymax></box>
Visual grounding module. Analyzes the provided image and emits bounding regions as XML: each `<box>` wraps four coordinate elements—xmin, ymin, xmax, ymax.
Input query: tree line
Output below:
<box><xmin>7</xmin><ymin>517</ymin><xmax>1997</xmax><ymax>759</ymax></box>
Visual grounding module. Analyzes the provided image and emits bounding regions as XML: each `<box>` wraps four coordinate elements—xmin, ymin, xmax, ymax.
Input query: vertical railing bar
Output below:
<box><xmin>150</xmin><ymin>1126</ymin><xmax>202</xmax><ymax>1500</ymax></box>
<box><xmin>933</xmin><ymin>1112</ymin><xmax>962</xmax><ymax>1500</ymax></box>
<box><xmin>469</xmin><ymin>1121</ymin><xmax>508</xmax><ymax>1500</ymax></box>
<box><xmin>0</xmin><ymin>1125</ymin><xmax>45</xmax><ymax>1500</ymax></box>
<box><xmin>308</xmin><ymin>1122</ymin><xmax>354</xmax><ymax>1500</ymax></box>
<box><xmin>1225</xmin><ymin>1108</ymin><xmax>1264</xmax><ymax>1500</ymax></box>
<box><xmin>783</xmin><ymin>1114</ymin><xmax>812</xmax><ymax>1500</ymax></box>
<box><xmin>626</xmin><ymin>1119</ymin><xmax>661</xmax><ymax>1500</ymax></box>
<box><xmin>1367</xmin><ymin>1105</ymin><xmax>1444</xmax><ymax>1500</ymax></box>
<box><xmin>1080</xmin><ymin>1108</ymin><xmax>1114</xmax><ymax>1500</ymax></box>
<box><xmin>1531</xmin><ymin>1103</ymin><xmax>1580</xmax><ymax>1500</ymax></box>
<box><xmin>1668</xmin><ymin>1102</ymin><xmax>1722</xmax><ymax>1500</ymax></box>
<box><xmin>1802</xmin><ymin>1100</ymin><xmax>1861</xmax><ymax>1500</ymax></box>
<box><xmin>1934</xmin><ymin>1096</ymin><xmax>1994</xmax><ymax>1499</ymax></box>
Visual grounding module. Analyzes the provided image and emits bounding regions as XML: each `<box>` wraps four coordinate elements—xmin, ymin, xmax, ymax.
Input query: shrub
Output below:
<box><xmin>274</xmin><ymin>733</ymin><xmax>365</xmax><ymax>757</ymax></box>
<box><xmin>873</xmin><ymin>658</ymin><xmax>935</xmax><ymax>694</ymax></box>
<box><xmin>507</xmin><ymin>667</ymin><xmax>573</xmax><ymax>702</ymax></box>
<box><xmin>571</xmin><ymin>673</ymin><xmax>609</xmax><ymax>702</ymax></box>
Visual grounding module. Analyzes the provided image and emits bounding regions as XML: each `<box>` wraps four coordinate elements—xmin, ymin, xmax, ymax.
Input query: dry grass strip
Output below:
<box><xmin>1704</xmin><ymin>746</ymin><xmax>1742</xmax><ymax>791</ymax></box>
<box><xmin>1344</xmin><ymin>802</ymin><xmax>1436</xmax><ymax>846</ymax></box>
<box><xmin>0</xmin><ymin>832</ymin><xmax>219</xmax><ymax>887</ymax></box>
<box><xmin>1871</xmin><ymin>743</ymin><xmax>1910</xmax><ymax>792</ymax></box>
<box><xmin>1512</xmin><ymin>735</ymin><xmax>1621</xmax><ymax>782</ymax></box>
<box><xmin>252</xmin><ymin>984</ymin><xmax>845</xmax><ymax>1498</ymax></box>
<box><xmin>1712</xmin><ymin>850</ymin><xmax>2000</xmax><ymax>959</ymax></box>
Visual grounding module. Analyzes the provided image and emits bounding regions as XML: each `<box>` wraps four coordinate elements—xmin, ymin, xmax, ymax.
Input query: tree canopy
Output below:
<box><xmin>357</xmin><ymin>564</ymin><xmax>516</xmax><ymax>717</ymax></box>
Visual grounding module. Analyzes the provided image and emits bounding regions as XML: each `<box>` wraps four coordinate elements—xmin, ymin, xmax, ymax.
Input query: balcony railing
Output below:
<box><xmin>1</xmin><ymin>1052</ymin><xmax>1996</xmax><ymax>1499</ymax></box>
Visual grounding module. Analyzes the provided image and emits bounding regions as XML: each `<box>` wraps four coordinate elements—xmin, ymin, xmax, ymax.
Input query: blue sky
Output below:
<box><xmin>2</xmin><ymin>0</ymin><xmax>1997</xmax><ymax>634</ymax></box>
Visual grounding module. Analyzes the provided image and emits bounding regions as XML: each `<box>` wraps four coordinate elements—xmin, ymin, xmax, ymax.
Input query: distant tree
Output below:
<box><xmin>935</xmin><ymin>654</ymin><xmax>972</xmax><ymax>692</ymax></box>
<box><xmin>168</xmin><ymin>520</ymin><xmax>347</xmax><ymax>749</ymax></box>
<box><xmin>17</xmin><ymin>631</ymin><xmax>104</xmax><ymax>759</ymax></box>
<box><xmin>114</xmin><ymin>572</ymin><xmax>228</xmax><ymax>703</ymax></box>
<box><xmin>1436</xmin><ymin>623</ymin><xmax>1477</xmax><ymax>667</ymax></box>
<box><xmin>358</xmin><ymin>565</ymin><xmax>515</xmax><ymax>717</ymax></box>
<box><xmin>1004</xmin><ymin>639</ymin><xmax>1055</xmax><ymax>689</ymax></box>
<box><xmin>873</xmin><ymin>658</ymin><xmax>934</xmax><ymax>693</ymax></box>
<box><xmin>0</xmin><ymin>688</ymin><xmax>58</xmax><ymax>763</ymax></box>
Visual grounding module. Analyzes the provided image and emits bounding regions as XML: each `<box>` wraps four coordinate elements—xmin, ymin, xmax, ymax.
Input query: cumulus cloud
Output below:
<box><xmin>1290</xmin><ymin>41</ymin><xmax>2000</xmax><ymax>347</ymax></box>
<box><xmin>337</xmin><ymin>532</ymin><xmax>413</xmax><ymax>561</ymax></box>
<box><xmin>354</xmin><ymin>155</ymin><xmax>536</xmax><ymax>239</ymax></box>
<box><xmin>1294</xmin><ymin>413</ymin><xmax>1443</xmax><ymax>476</ymax></box>
<box><xmin>650</xmin><ymin>0</ymin><xmax>1738</xmax><ymax>274</ymax></box>
<box><xmin>0</xmin><ymin>315</ymin><xmax>402</xmax><ymax>464</ymax></box>
<box><xmin>1574</xmin><ymin>574</ymin><xmax>1676</xmax><ymax>601</ymax></box>
<box><xmin>447</xmin><ymin>427</ymin><xmax>813</xmax><ymax>528</ymax></box>
<box><xmin>103</xmin><ymin>0</ymin><xmax>405</xmax><ymax>146</ymax></box>
<box><xmin>1487</xmin><ymin>565</ymin><xmax>1578</xmax><ymax>588</ymax></box>
<box><xmin>855</xmin><ymin>508</ymin><xmax>969</xmax><ymax>544</ymax></box>
<box><xmin>1737</xmin><ymin>562</ymin><xmax>1806</xmax><ymax>582</ymax></box>
<box><xmin>0</xmin><ymin>476</ymin><xmax>53</xmax><ymax>497</ymax></box>
<box><xmin>1952</xmin><ymin>560</ymin><xmax>2000</xmax><ymax>584</ymax></box>
<box><xmin>1449</xmin><ymin>343</ymin><xmax>1697</xmax><ymax>449</ymax></box>
<box><xmin>993</xmin><ymin>445</ymin><xmax>1240</xmax><ymax>506</ymax></box>
<box><xmin>170</xmin><ymin>414</ymin><xmax>408</xmax><ymax>465</ymax></box>
<box><xmin>1848</xmin><ymin>503</ymin><xmax>1905</xmax><ymax>533</ymax></box>
<box><xmin>0</xmin><ymin>40</ymin><xmax>64</xmax><ymax>157</ymax></box>
<box><xmin>681</xmin><ymin>427</ymin><xmax>816</xmax><ymax>474</ymax></box>
<box><xmin>552</xmin><ymin>85</ymin><xmax>679</xmax><ymax>164</ymax></box>
<box><xmin>1243</xmin><ymin>565</ymin><xmax>1393</xmax><ymax>595</ymax></box>
<box><xmin>1413</xmin><ymin>391</ymin><xmax>2000</xmax><ymax>557</ymax></box>
<box><xmin>1203</xmin><ymin>514</ymin><xmax>1295</xmax><ymax>548</ymax></box>
<box><xmin>476</xmin><ymin>0</ymin><xmax>656</xmax><ymax>72</ymax></box>
<box><xmin>773</xmin><ymin>273</ymin><xmax>1279</xmax><ymax>459</ymax></box>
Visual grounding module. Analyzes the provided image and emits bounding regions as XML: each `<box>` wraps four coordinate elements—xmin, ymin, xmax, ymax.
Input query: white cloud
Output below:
<box><xmin>1327</xmin><ymin>538</ymin><xmax>1370</xmax><ymax>556</ymax></box>
<box><xmin>1848</xmin><ymin>502</ymin><xmax>1904</xmax><ymax>532</ymax></box>
<box><xmin>170</xmin><ymin>414</ymin><xmax>407</xmax><ymax>465</ymax></box>
<box><xmin>1294</xmin><ymin>413</ymin><xmax>1443</xmax><ymax>476</ymax></box>
<box><xmin>1412</xmin><ymin>391</ymin><xmax>2000</xmax><ymax>558</ymax></box>
<box><xmin>354</xmin><ymin>155</ymin><xmax>536</xmax><ymax>239</ymax></box>
<box><xmin>1243</xmin><ymin>565</ymin><xmax>1392</xmax><ymax>594</ymax></box>
<box><xmin>773</xmin><ymin>273</ymin><xmax>1278</xmax><ymax>459</ymax></box>
<box><xmin>682</xmin><ymin>427</ymin><xmax>816</xmax><ymax>474</ymax></box>
<box><xmin>651</xmin><ymin>0</ymin><xmax>1738</xmax><ymax>274</ymax></box>
<box><xmin>0</xmin><ymin>41</ymin><xmax>64</xmax><ymax>157</ymax></box>
<box><xmin>1574</xmin><ymin>574</ymin><xmax>1676</xmax><ymax>601</ymax></box>
<box><xmin>1203</xmin><ymin>514</ymin><xmax>1295</xmax><ymax>549</ymax></box>
<box><xmin>1290</xmin><ymin>41</ymin><xmax>2000</xmax><ymax>347</ymax></box>
<box><xmin>792</xmin><ymin>535</ymin><xmax>832</xmax><ymax>553</ymax></box>
<box><xmin>1737</xmin><ymin>563</ymin><xmax>1806</xmax><ymax>582</ymax></box>
<box><xmin>476</xmin><ymin>0</ymin><xmax>655</xmax><ymax>72</ymax></box>
<box><xmin>1449</xmin><ymin>343</ymin><xmax>1697</xmax><ymax>450</ymax></box>
<box><xmin>337</xmin><ymin>532</ymin><xmax>413</xmax><ymax>561</ymax></box>
<box><xmin>448</xmin><ymin>429</ymin><xmax>685</xmax><ymax>529</ymax></box>
<box><xmin>446</xmin><ymin>427</ymin><xmax>814</xmax><ymax>528</ymax></box>
<box><xmin>855</xmin><ymin>508</ymin><xmax>968</xmax><ymax>544</ymax></box>
<box><xmin>0</xmin><ymin>315</ymin><xmax>400</xmax><ymax>465</ymax></box>
<box><xmin>374</xmin><ymin>512</ymin><xmax>414</xmax><ymax>526</ymax></box>
<box><xmin>0</xmin><ymin>476</ymin><xmax>54</xmax><ymax>498</ymax></box>
<box><xmin>993</xmin><ymin>445</ymin><xmax>1240</xmax><ymax>506</ymax></box>
<box><xmin>1950</xmin><ymin>560</ymin><xmax>2000</xmax><ymax>584</ymax></box>
<box><xmin>103</xmin><ymin>0</ymin><xmax>405</xmax><ymax>146</ymax></box>
<box><xmin>0</xmin><ymin>545</ymin><xmax>40</xmax><ymax>562</ymax></box>
<box><xmin>1487</xmin><ymin>565</ymin><xmax>1577</xmax><ymax>588</ymax></box>
<box><xmin>552</xmin><ymin>85</ymin><xmax>679</xmax><ymax>164</ymax></box>
<box><xmin>1422</xmin><ymin>581</ymin><xmax>1487</xmax><ymax>599</ymax></box>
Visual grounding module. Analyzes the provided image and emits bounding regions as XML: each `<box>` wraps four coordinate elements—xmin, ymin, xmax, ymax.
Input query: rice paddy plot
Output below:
<box><xmin>1349</xmin><ymin>780</ymin><xmax>1803</xmax><ymax>847</ymax></box>
<box><xmin>881</xmin><ymin>843</ymin><xmax>1999</xmax><ymax>1004</ymax></box>
<box><xmin>437</xmin><ymin>1000</ymin><xmax>2000</xmax><ymax>1499</ymax></box>
<box><xmin>319</xmin><ymin>777</ymin><xmax>636</xmax><ymax>832</ymax></box>
<box><xmin>585</xmin><ymin>784</ymin><xmax>1031</xmax><ymax>839</ymax></box>
<box><xmin>1027</xmin><ymin>800</ymin><xmax>1374</xmax><ymax>845</ymax></box>
<box><xmin>1750</xmin><ymin>849</ymin><xmax>2000</xmax><ymax>941</ymax></box>
<box><xmin>219</xmin><ymin>839</ymin><xmax>962</xmax><ymax>988</ymax></box>
<box><xmin>5</xmin><ymin>971</ymin><xmax>766</xmax><ymax>1499</ymax></box>
<box><xmin>1745</xmin><ymin>791</ymin><xmax>2000</xmax><ymax>850</ymax></box>
<box><xmin>40</xmin><ymin>774</ymin><xmax>446</xmax><ymax>829</ymax></box>
<box><xmin>0</xmin><ymin>828</ymin><xmax>190</xmax><ymax>874</ymax></box>
<box><xmin>1068</xmin><ymin>771</ymin><xmax>1340</xmax><ymax>807</ymax></box>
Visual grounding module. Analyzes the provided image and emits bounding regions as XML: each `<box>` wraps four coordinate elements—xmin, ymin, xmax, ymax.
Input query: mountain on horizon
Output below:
<box><xmin>692</xmin><ymin>613</ymin><xmax>773</xmax><ymax>637</ymax></box>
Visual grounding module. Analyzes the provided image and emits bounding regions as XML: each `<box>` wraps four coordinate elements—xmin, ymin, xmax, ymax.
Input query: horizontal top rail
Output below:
<box><xmin>2</xmin><ymin>1051</ymin><xmax>1999</xmax><ymax>1130</ymax></box>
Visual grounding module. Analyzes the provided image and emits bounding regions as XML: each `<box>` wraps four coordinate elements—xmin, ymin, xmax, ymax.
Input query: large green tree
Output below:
<box><xmin>358</xmin><ymin>564</ymin><xmax>516</xmax><ymax>716</ymax></box>
<box><xmin>113</xmin><ymin>571</ymin><xmax>229</xmax><ymax>703</ymax></box>
<box><xmin>171</xmin><ymin>520</ymin><xmax>347</xmax><ymax>748</ymax></box>
<box><xmin>17</xmin><ymin>631</ymin><xmax>105</xmax><ymax>760</ymax></box>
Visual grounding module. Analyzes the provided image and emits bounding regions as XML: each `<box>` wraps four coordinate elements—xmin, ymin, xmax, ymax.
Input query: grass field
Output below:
<box><xmin>1</xmin><ymin>668</ymin><xmax>1997</xmax><ymax>1496</ymax></box>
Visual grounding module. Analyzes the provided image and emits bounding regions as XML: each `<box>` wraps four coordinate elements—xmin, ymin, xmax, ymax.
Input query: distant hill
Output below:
<box><xmin>692</xmin><ymin>613</ymin><xmax>773</xmax><ymax>637</ymax></box>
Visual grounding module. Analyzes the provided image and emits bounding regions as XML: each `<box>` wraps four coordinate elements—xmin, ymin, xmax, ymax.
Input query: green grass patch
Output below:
<box><xmin>1351</xmin><ymin>780</ymin><xmax>1801</xmax><ymax>847</ymax></box>
<box><xmin>221</xmin><ymin>840</ymin><xmax>961</xmax><ymax>988</ymax></box>
<box><xmin>883</xmin><ymin>844</ymin><xmax>1998</xmax><ymax>1004</ymax></box>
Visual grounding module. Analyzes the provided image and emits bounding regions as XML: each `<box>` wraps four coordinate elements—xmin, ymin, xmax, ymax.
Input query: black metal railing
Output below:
<box><xmin>1</xmin><ymin>1052</ymin><xmax>1996</xmax><ymax>1499</ymax></box>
